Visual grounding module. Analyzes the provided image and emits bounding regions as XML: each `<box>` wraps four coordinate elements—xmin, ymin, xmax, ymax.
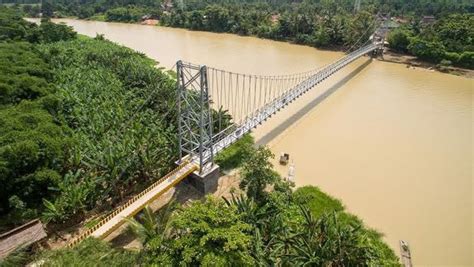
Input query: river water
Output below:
<box><xmin>33</xmin><ymin>19</ymin><xmax>472</xmax><ymax>266</ymax></box>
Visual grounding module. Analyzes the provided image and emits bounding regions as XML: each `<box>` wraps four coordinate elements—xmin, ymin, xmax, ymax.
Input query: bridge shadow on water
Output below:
<box><xmin>256</xmin><ymin>58</ymin><xmax>373</xmax><ymax>146</ymax></box>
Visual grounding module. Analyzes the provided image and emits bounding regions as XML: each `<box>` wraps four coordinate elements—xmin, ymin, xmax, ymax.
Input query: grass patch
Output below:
<box><xmin>89</xmin><ymin>13</ymin><xmax>106</xmax><ymax>22</ymax></box>
<box><xmin>293</xmin><ymin>186</ymin><xmax>344</xmax><ymax>218</ymax></box>
<box><xmin>215</xmin><ymin>134</ymin><xmax>254</xmax><ymax>171</ymax></box>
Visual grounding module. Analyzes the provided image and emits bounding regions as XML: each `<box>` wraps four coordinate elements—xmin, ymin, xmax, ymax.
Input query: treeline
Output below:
<box><xmin>19</xmin><ymin>0</ymin><xmax>474</xmax><ymax>17</ymax></box>
<box><xmin>5</xmin><ymin>144</ymin><xmax>401</xmax><ymax>266</ymax></box>
<box><xmin>0</xmin><ymin>7</ymin><xmax>177</xmax><ymax>230</ymax></box>
<box><xmin>8</xmin><ymin>0</ymin><xmax>473</xmax><ymax>23</ymax></box>
<box><xmin>387</xmin><ymin>14</ymin><xmax>473</xmax><ymax>69</ymax></box>
<box><xmin>159</xmin><ymin>1</ymin><xmax>473</xmax><ymax>56</ymax></box>
<box><xmin>171</xmin><ymin>0</ymin><xmax>473</xmax><ymax>16</ymax></box>
<box><xmin>161</xmin><ymin>4</ymin><xmax>377</xmax><ymax>49</ymax></box>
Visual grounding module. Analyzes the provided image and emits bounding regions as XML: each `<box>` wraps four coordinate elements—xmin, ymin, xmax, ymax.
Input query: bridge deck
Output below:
<box><xmin>68</xmin><ymin>161</ymin><xmax>198</xmax><ymax>247</ymax></box>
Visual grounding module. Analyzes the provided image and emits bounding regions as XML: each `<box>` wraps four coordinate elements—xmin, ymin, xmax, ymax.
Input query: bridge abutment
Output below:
<box><xmin>186</xmin><ymin>164</ymin><xmax>220</xmax><ymax>195</ymax></box>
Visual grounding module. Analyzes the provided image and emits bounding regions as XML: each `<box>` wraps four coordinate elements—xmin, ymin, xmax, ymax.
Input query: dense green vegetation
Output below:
<box><xmin>215</xmin><ymin>133</ymin><xmax>253</xmax><ymax>170</ymax></box>
<box><xmin>9</xmin><ymin>0</ymin><xmax>473</xmax><ymax>19</ymax></box>
<box><xmin>161</xmin><ymin>4</ymin><xmax>378</xmax><ymax>49</ymax></box>
<box><xmin>388</xmin><ymin>13</ymin><xmax>474</xmax><ymax>68</ymax></box>
<box><xmin>160</xmin><ymin>1</ymin><xmax>473</xmax><ymax>68</ymax></box>
<box><xmin>0</xmin><ymin>7</ymin><xmax>77</xmax><ymax>228</ymax></box>
<box><xmin>39</xmin><ymin>37</ymin><xmax>177</xmax><ymax>224</ymax></box>
<box><xmin>0</xmin><ymin>7</ymin><xmax>177</xmax><ymax>230</ymax></box>
<box><xmin>0</xmin><ymin>6</ymin><xmax>75</xmax><ymax>42</ymax></box>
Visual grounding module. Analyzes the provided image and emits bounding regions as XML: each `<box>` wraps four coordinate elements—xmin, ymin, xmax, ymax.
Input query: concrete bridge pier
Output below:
<box><xmin>186</xmin><ymin>164</ymin><xmax>220</xmax><ymax>195</ymax></box>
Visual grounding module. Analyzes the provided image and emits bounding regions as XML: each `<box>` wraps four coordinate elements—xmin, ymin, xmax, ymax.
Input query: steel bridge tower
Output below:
<box><xmin>176</xmin><ymin>61</ymin><xmax>213</xmax><ymax>173</ymax></box>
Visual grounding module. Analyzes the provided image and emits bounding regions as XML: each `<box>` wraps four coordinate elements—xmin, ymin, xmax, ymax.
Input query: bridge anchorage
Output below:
<box><xmin>177</xmin><ymin>41</ymin><xmax>382</xmax><ymax>193</ymax></box>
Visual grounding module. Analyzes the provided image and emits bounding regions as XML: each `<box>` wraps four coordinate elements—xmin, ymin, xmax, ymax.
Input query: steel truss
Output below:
<box><xmin>177</xmin><ymin>61</ymin><xmax>213</xmax><ymax>172</ymax></box>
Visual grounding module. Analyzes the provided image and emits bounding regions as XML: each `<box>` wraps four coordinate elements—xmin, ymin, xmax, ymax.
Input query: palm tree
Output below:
<box><xmin>283</xmin><ymin>205</ymin><xmax>374</xmax><ymax>267</ymax></box>
<box><xmin>223</xmin><ymin>193</ymin><xmax>282</xmax><ymax>265</ymax></box>
<box><xmin>127</xmin><ymin>203</ymin><xmax>175</xmax><ymax>244</ymax></box>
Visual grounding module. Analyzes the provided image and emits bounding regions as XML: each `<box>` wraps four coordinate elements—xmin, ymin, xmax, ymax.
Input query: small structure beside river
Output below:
<box><xmin>0</xmin><ymin>219</ymin><xmax>47</xmax><ymax>259</ymax></box>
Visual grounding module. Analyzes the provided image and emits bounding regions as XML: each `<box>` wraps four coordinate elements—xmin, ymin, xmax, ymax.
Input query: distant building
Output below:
<box><xmin>393</xmin><ymin>16</ymin><xmax>408</xmax><ymax>24</ymax></box>
<box><xmin>141</xmin><ymin>19</ymin><xmax>159</xmax><ymax>26</ymax></box>
<box><xmin>377</xmin><ymin>18</ymin><xmax>400</xmax><ymax>38</ymax></box>
<box><xmin>270</xmin><ymin>14</ymin><xmax>280</xmax><ymax>25</ymax></box>
<box><xmin>142</xmin><ymin>14</ymin><xmax>152</xmax><ymax>21</ymax></box>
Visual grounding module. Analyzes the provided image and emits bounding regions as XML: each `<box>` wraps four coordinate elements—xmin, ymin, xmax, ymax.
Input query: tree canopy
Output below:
<box><xmin>387</xmin><ymin>13</ymin><xmax>473</xmax><ymax>68</ymax></box>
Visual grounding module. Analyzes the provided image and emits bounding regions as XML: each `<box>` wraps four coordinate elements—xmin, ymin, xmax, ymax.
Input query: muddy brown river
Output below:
<box><xmin>31</xmin><ymin>19</ymin><xmax>473</xmax><ymax>266</ymax></box>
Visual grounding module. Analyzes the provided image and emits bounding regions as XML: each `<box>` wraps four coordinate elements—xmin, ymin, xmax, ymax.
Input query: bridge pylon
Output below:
<box><xmin>176</xmin><ymin>61</ymin><xmax>220</xmax><ymax>194</ymax></box>
<box><xmin>176</xmin><ymin>61</ymin><xmax>214</xmax><ymax>172</ymax></box>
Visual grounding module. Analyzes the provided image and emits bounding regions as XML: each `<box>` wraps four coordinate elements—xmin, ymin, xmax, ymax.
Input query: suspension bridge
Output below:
<box><xmin>67</xmin><ymin>38</ymin><xmax>383</xmax><ymax>247</ymax></box>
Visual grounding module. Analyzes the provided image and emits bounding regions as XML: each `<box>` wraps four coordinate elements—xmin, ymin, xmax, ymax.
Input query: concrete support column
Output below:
<box><xmin>186</xmin><ymin>164</ymin><xmax>220</xmax><ymax>195</ymax></box>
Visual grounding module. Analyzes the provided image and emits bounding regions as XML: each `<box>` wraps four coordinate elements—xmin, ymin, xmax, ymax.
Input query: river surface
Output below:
<box><xmin>33</xmin><ymin>19</ymin><xmax>472</xmax><ymax>266</ymax></box>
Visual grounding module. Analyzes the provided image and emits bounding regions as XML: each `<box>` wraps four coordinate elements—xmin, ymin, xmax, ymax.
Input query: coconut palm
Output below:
<box><xmin>282</xmin><ymin>205</ymin><xmax>375</xmax><ymax>267</ymax></box>
<box><xmin>126</xmin><ymin>203</ymin><xmax>175</xmax><ymax>244</ymax></box>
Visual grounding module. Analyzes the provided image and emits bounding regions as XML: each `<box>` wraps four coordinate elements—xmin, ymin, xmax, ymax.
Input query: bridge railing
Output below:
<box><xmin>67</xmin><ymin>159</ymin><xmax>196</xmax><ymax>248</ymax></box>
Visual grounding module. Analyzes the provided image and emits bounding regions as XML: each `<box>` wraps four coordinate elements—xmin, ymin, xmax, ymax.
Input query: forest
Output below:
<box><xmin>387</xmin><ymin>14</ymin><xmax>473</xmax><ymax>69</ymax></box>
<box><xmin>0</xmin><ymin>6</ymin><xmax>401</xmax><ymax>265</ymax></box>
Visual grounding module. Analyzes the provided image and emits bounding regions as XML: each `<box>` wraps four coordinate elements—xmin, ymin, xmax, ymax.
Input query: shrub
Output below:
<box><xmin>444</xmin><ymin>52</ymin><xmax>461</xmax><ymax>64</ymax></box>
<box><xmin>387</xmin><ymin>28</ymin><xmax>411</xmax><ymax>53</ymax></box>
<box><xmin>293</xmin><ymin>186</ymin><xmax>344</xmax><ymax>218</ymax></box>
<box><xmin>439</xmin><ymin>59</ymin><xmax>452</xmax><ymax>67</ymax></box>
<box><xmin>292</xmin><ymin>186</ymin><xmax>401</xmax><ymax>266</ymax></box>
<box><xmin>0</xmin><ymin>42</ymin><xmax>53</xmax><ymax>105</ymax></box>
<box><xmin>38</xmin><ymin>238</ymin><xmax>137</xmax><ymax>266</ymax></box>
<box><xmin>0</xmin><ymin>6</ymin><xmax>37</xmax><ymax>42</ymax></box>
<box><xmin>408</xmin><ymin>37</ymin><xmax>446</xmax><ymax>63</ymax></box>
<box><xmin>458</xmin><ymin>51</ymin><xmax>474</xmax><ymax>69</ymax></box>
<box><xmin>215</xmin><ymin>134</ymin><xmax>254</xmax><ymax>170</ymax></box>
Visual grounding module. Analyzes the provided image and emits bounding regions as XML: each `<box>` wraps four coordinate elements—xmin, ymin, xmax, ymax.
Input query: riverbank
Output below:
<box><xmin>381</xmin><ymin>50</ymin><xmax>474</xmax><ymax>78</ymax></box>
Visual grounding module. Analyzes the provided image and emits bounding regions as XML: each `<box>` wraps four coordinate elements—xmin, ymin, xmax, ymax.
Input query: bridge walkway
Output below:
<box><xmin>67</xmin><ymin>160</ymin><xmax>198</xmax><ymax>247</ymax></box>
